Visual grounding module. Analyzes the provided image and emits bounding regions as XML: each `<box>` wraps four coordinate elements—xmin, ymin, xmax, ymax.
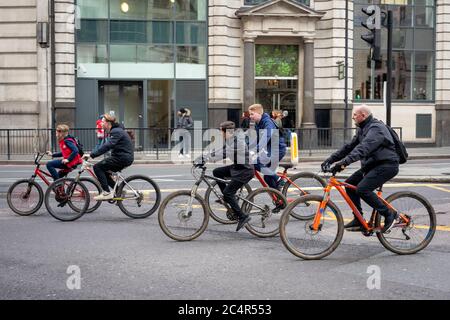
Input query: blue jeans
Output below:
<box><xmin>46</xmin><ymin>159</ymin><xmax>70</xmax><ymax>180</ymax></box>
<box><xmin>254</xmin><ymin>150</ymin><xmax>286</xmax><ymax>189</ymax></box>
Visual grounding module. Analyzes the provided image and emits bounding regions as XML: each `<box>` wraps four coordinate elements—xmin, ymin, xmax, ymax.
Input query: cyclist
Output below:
<box><xmin>46</xmin><ymin>124</ymin><xmax>82</xmax><ymax>180</ymax></box>
<box><xmin>195</xmin><ymin>121</ymin><xmax>253</xmax><ymax>231</ymax></box>
<box><xmin>82</xmin><ymin>114</ymin><xmax>134</xmax><ymax>201</ymax></box>
<box><xmin>321</xmin><ymin>105</ymin><xmax>399</xmax><ymax>233</ymax></box>
<box><xmin>248</xmin><ymin>104</ymin><xmax>286</xmax><ymax>190</ymax></box>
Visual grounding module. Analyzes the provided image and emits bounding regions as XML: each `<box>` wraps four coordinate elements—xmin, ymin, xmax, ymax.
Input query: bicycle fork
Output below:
<box><xmin>311</xmin><ymin>186</ymin><xmax>332</xmax><ymax>231</ymax></box>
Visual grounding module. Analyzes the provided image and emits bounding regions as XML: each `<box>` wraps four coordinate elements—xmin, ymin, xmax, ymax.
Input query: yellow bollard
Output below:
<box><xmin>290</xmin><ymin>132</ymin><xmax>298</xmax><ymax>164</ymax></box>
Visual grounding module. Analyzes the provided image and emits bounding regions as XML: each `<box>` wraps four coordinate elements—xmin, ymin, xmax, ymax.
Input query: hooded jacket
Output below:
<box><xmin>90</xmin><ymin>123</ymin><xmax>134</xmax><ymax>164</ymax></box>
<box><xmin>329</xmin><ymin>115</ymin><xmax>399</xmax><ymax>171</ymax></box>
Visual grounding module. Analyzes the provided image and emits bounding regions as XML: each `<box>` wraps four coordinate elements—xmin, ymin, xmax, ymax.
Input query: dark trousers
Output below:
<box><xmin>345</xmin><ymin>163</ymin><xmax>399</xmax><ymax>218</ymax></box>
<box><xmin>213</xmin><ymin>166</ymin><xmax>248</xmax><ymax>217</ymax></box>
<box><xmin>46</xmin><ymin>159</ymin><xmax>70</xmax><ymax>180</ymax></box>
<box><xmin>93</xmin><ymin>157</ymin><xmax>130</xmax><ymax>192</ymax></box>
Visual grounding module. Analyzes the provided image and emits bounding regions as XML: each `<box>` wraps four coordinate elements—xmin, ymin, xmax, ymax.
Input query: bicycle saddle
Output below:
<box><xmin>279</xmin><ymin>163</ymin><xmax>294</xmax><ymax>170</ymax></box>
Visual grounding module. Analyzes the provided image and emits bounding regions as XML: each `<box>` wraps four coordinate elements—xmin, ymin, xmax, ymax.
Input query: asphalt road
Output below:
<box><xmin>1</xmin><ymin>161</ymin><xmax>450</xmax><ymax>300</ymax></box>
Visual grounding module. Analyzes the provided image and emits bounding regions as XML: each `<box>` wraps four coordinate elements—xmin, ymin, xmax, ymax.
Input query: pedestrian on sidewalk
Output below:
<box><xmin>93</xmin><ymin>114</ymin><xmax>105</xmax><ymax>153</ymax></box>
<box><xmin>176</xmin><ymin>107</ymin><xmax>193</xmax><ymax>159</ymax></box>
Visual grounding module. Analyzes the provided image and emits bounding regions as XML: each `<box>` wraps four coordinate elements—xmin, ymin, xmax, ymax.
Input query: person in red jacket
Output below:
<box><xmin>46</xmin><ymin>124</ymin><xmax>82</xmax><ymax>180</ymax></box>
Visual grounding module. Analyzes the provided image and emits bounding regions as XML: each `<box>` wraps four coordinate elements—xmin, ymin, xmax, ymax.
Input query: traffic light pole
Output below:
<box><xmin>386</xmin><ymin>10</ymin><xmax>393</xmax><ymax>127</ymax></box>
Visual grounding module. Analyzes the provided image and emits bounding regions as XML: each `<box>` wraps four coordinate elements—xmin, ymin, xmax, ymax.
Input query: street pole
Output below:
<box><xmin>344</xmin><ymin>0</ymin><xmax>349</xmax><ymax>140</ymax></box>
<box><xmin>386</xmin><ymin>10</ymin><xmax>393</xmax><ymax>126</ymax></box>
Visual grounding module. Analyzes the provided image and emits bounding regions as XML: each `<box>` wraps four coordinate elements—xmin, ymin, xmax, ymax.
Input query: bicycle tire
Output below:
<box><xmin>44</xmin><ymin>178</ymin><xmax>89</xmax><ymax>222</ymax></box>
<box><xmin>241</xmin><ymin>187</ymin><xmax>287</xmax><ymax>238</ymax></box>
<box><xmin>79</xmin><ymin>177</ymin><xmax>102</xmax><ymax>213</ymax></box>
<box><xmin>158</xmin><ymin>190</ymin><xmax>209</xmax><ymax>241</ymax></box>
<box><xmin>376</xmin><ymin>191</ymin><xmax>436</xmax><ymax>255</ymax></box>
<box><xmin>279</xmin><ymin>195</ymin><xmax>344</xmax><ymax>260</ymax></box>
<box><xmin>116</xmin><ymin>175</ymin><xmax>161</xmax><ymax>219</ymax></box>
<box><xmin>205</xmin><ymin>181</ymin><xmax>252</xmax><ymax>225</ymax></box>
<box><xmin>7</xmin><ymin>179</ymin><xmax>43</xmax><ymax>216</ymax></box>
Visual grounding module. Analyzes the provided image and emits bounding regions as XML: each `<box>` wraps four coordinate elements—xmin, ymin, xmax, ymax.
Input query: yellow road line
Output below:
<box><xmin>426</xmin><ymin>184</ymin><xmax>450</xmax><ymax>193</ymax></box>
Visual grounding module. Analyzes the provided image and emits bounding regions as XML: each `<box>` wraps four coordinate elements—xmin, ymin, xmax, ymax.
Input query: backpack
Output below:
<box><xmin>385</xmin><ymin>125</ymin><xmax>408</xmax><ymax>164</ymax></box>
<box><xmin>65</xmin><ymin>135</ymin><xmax>84</xmax><ymax>157</ymax></box>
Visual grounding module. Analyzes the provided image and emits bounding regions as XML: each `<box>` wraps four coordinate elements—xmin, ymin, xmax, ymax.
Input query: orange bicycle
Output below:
<box><xmin>279</xmin><ymin>168</ymin><xmax>436</xmax><ymax>260</ymax></box>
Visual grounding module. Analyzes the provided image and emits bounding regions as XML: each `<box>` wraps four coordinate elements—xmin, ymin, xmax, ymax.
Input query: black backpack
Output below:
<box><xmin>385</xmin><ymin>125</ymin><xmax>408</xmax><ymax>164</ymax></box>
<box><xmin>65</xmin><ymin>135</ymin><xmax>84</xmax><ymax>157</ymax></box>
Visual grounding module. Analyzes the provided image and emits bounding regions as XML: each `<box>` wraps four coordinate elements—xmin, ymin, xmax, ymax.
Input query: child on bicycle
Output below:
<box><xmin>46</xmin><ymin>124</ymin><xmax>82</xmax><ymax>180</ymax></box>
<box><xmin>195</xmin><ymin>121</ymin><xmax>253</xmax><ymax>231</ymax></box>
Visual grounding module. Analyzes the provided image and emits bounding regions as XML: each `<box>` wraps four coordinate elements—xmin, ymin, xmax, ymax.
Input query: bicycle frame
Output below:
<box><xmin>254</xmin><ymin>169</ymin><xmax>308</xmax><ymax>196</ymax></box>
<box><xmin>311</xmin><ymin>175</ymin><xmax>411</xmax><ymax>233</ymax></box>
<box><xmin>191</xmin><ymin>166</ymin><xmax>266</xmax><ymax>211</ymax></box>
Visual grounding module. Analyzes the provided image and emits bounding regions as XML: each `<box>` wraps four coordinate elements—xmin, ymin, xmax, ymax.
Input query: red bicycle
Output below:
<box><xmin>6</xmin><ymin>153</ymin><xmax>102</xmax><ymax>216</ymax></box>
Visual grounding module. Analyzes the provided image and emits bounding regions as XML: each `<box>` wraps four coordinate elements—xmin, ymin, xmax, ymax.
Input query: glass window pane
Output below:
<box><xmin>137</xmin><ymin>45</ymin><xmax>174</xmax><ymax>63</ymax></box>
<box><xmin>110</xmin><ymin>0</ymin><xmax>146</xmax><ymax>20</ymax></box>
<box><xmin>76</xmin><ymin>20</ymin><xmax>108</xmax><ymax>43</ymax></box>
<box><xmin>176</xmin><ymin>22</ymin><xmax>206</xmax><ymax>45</ymax></box>
<box><xmin>392</xmin><ymin>51</ymin><xmax>412</xmax><ymax>100</ymax></box>
<box><xmin>414</xmin><ymin>52</ymin><xmax>433</xmax><ymax>100</ymax></box>
<box><xmin>77</xmin><ymin>0</ymin><xmax>108</xmax><ymax>19</ymax></box>
<box><xmin>110</xmin><ymin>44</ymin><xmax>137</xmax><ymax>62</ymax></box>
<box><xmin>177</xmin><ymin>46</ymin><xmax>206</xmax><ymax>64</ymax></box>
<box><xmin>175</xmin><ymin>0</ymin><xmax>207</xmax><ymax>21</ymax></box>
<box><xmin>77</xmin><ymin>44</ymin><xmax>108</xmax><ymax>78</ymax></box>
<box><xmin>415</xmin><ymin>0</ymin><xmax>434</xmax><ymax>6</ymax></box>
<box><xmin>415</xmin><ymin>7</ymin><xmax>434</xmax><ymax>27</ymax></box>
<box><xmin>414</xmin><ymin>29</ymin><xmax>434</xmax><ymax>50</ymax></box>
<box><xmin>354</xmin><ymin>50</ymin><xmax>378</xmax><ymax>100</ymax></box>
<box><xmin>110</xmin><ymin>20</ymin><xmax>146</xmax><ymax>43</ymax></box>
<box><xmin>147</xmin><ymin>21</ymin><xmax>172</xmax><ymax>44</ymax></box>
<box><xmin>392</xmin><ymin>28</ymin><xmax>413</xmax><ymax>50</ymax></box>
<box><xmin>391</xmin><ymin>5</ymin><xmax>413</xmax><ymax>27</ymax></box>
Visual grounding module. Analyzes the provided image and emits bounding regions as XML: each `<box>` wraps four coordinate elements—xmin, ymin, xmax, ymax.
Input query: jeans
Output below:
<box><xmin>93</xmin><ymin>157</ymin><xmax>132</xmax><ymax>192</ymax></box>
<box><xmin>213</xmin><ymin>166</ymin><xmax>248</xmax><ymax>217</ymax></box>
<box><xmin>46</xmin><ymin>159</ymin><xmax>70</xmax><ymax>180</ymax></box>
<box><xmin>254</xmin><ymin>150</ymin><xmax>286</xmax><ymax>189</ymax></box>
<box><xmin>345</xmin><ymin>162</ymin><xmax>399</xmax><ymax>218</ymax></box>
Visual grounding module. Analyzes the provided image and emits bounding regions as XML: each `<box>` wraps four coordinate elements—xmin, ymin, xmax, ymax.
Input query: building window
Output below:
<box><xmin>76</xmin><ymin>0</ymin><xmax>207</xmax><ymax>79</ymax></box>
<box><xmin>353</xmin><ymin>0</ymin><xmax>435</xmax><ymax>102</ymax></box>
<box><xmin>244</xmin><ymin>0</ymin><xmax>310</xmax><ymax>6</ymax></box>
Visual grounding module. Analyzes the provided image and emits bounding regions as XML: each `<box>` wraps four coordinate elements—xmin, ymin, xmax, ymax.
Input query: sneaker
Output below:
<box><xmin>344</xmin><ymin>218</ymin><xmax>363</xmax><ymax>231</ymax></box>
<box><xmin>178</xmin><ymin>154</ymin><xmax>185</xmax><ymax>159</ymax></box>
<box><xmin>381</xmin><ymin>210</ymin><xmax>399</xmax><ymax>234</ymax></box>
<box><xmin>93</xmin><ymin>191</ymin><xmax>114</xmax><ymax>201</ymax></box>
<box><xmin>236</xmin><ymin>214</ymin><xmax>251</xmax><ymax>232</ymax></box>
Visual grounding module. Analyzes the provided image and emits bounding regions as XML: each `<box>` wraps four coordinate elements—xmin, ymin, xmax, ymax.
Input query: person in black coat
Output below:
<box><xmin>321</xmin><ymin>105</ymin><xmax>400</xmax><ymax>234</ymax></box>
<box><xmin>83</xmin><ymin>114</ymin><xmax>134</xmax><ymax>200</ymax></box>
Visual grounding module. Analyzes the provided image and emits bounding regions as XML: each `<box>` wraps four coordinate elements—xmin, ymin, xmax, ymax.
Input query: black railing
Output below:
<box><xmin>0</xmin><ymin>127</ymin><xmax>403</xmax><ymax>160</ymax></box>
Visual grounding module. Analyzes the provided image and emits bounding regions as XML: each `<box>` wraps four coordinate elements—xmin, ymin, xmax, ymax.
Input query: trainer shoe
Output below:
<box><xmin>344</xmin><ymin>218</ymin><xmax>363</xmax><ymax>232</ymax></box>
<box><xmin>93</xmin><ymin>191</ymin><xmax>114</xmax><ymax>201</ymax></box>
<box><xmin>236</xmin><ymin>214</ymin><xmax>251</xmax><ymax>232</ymax></box>
<box><xmin>382</xmin><ymin>210</ymin><xmax>399</xmax><ymax>234</ymax></box>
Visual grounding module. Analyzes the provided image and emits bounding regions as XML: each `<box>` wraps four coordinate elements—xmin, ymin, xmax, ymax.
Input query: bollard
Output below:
<box><xmin>290</xmin><ymin>132</ymin><xmax>299</xmax><ymax>164</ymax></box>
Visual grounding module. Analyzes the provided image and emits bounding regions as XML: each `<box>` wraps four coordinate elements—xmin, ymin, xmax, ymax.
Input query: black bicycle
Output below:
<box><xmin>158</xmin><ymin>163</ymin><xmax>287</xmax><ymax>241</ymax></box>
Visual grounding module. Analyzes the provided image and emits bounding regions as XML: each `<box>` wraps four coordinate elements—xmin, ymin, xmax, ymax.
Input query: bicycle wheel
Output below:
<box><xmin>79</xmin><ymin>177</ymin><xmax>102</xmax><ymax>213</ymax></box>
<box><xmin>116</xmin><ymin>175</ymin><xmax>161</xmax><ymax>219</ymax></box>
<box><xmin>205</xmin><ymin>181</ymin><xmax>252</xmax><ymax>225</ymax></box>
<box><xmin>282</xmin><ymin>172</ymin><xmax>326</xmax><ymax>220</ymax></box>
<box><xmin>279</xmin><ymin>195</ymin><xmax>344</xmax><ymax>260</ymax></box>
<box><xmin>44</xmin><ymin>178</ymin><xmax>89</xmax><ymax>222</ymax></box>
<box><xmin>7</xmin><ymin>179</ymin><xmax>43</xmax><ymax>216</ymax></box>
<box><xmin>376</xmin><ymin>191</ymin><xmax>436</xmax><ymax>255</ymax></box>
<box><xmin>158</xmin><ymin>191</ymin><xmax>209</xmax><ymax>241</ymax></box>
<box><xmin>241</xmin><ymin>187</ymin><xmax>287</xmax><ymax>238</ymax></box>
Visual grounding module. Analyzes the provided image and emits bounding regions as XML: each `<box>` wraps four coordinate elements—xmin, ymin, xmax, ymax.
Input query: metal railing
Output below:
<box><xmin>0</xmin><ymin>127</ymin><xmax>402</xmax><ymax>160</ymax></box>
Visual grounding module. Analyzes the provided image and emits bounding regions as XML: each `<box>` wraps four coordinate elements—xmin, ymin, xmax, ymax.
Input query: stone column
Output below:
<box><xmin>300</xmin><ymin>38</ymin><xmax>317</xmax><ymax>150</ymax></box>
<box><xmin>243</xmin><ymin>35</ymin><xmax>256</xmax><ymax>110</ymax></box>
<box><xmin>302</xmin><ymin>38</ymin><xmax>316</xmax><ymax>128</ymax></box>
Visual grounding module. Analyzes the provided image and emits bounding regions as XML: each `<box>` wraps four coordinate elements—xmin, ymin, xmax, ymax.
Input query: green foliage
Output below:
<box><xmin>255</xmin><ymin>45</ymin><xmax>298</xmax><ymax>77</ymax></box>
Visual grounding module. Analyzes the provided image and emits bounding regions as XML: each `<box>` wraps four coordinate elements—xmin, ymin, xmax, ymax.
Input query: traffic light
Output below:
<box><xmin>361</xmin><ymin>6</ymin><xmax>381</xmax><ymax>62</ymax></box>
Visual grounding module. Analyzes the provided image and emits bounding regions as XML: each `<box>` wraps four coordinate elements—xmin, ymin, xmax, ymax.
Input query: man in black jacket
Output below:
<box><xmin>321</xmin><ymin>105</ymin><xmax>400</xmax><ymax>233</ymax></box>
<box><xmin>83</xmin><ymin>114</ymin><xmax>134</xmax><ymax>201</ymax></box>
